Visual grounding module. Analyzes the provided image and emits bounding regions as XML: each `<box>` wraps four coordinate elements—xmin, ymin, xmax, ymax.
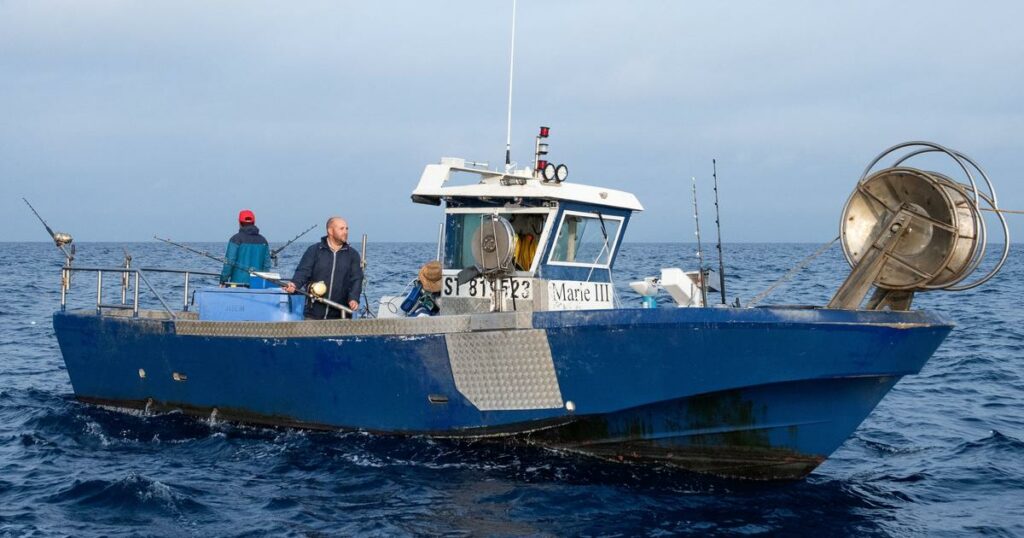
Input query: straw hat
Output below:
<box><xmin>418</xmin><ymin>261</ymin><xmax>443</xmax><ymax>293</ymax></box>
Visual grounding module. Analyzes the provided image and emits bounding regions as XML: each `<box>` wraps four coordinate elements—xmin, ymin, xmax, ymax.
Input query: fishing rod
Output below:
<box><xmin>153</xmin><ymin>235</ymin><xmax>353</xmax><ymax>315</ymax></box>
<box><xmin>23</xmin><ymin>198</ymin><xmax>75</xmax><ymax>261</ymax></box>
<box><xmin>691</xmin><ymin>177</ymin><xmax>708</xmax><ymax>307</ymax></box>
<box><xmin>24</xmin><ymin>198</ymin><xmax>76</xmax><ymax>293</ymax></box>
<box><xmin>711</xmin><ymin>159</ymin><xmax>727</xmax><ymax>305</ymax></box>
<box><xmin>269</xmin><ymin>223</ymin><xmax>317</xmax><ymax>267</ymax></box>
<box><xmin>359</xmin><ymin>233</ymin><xmax>374</xmax><ymax>318</ymax></box>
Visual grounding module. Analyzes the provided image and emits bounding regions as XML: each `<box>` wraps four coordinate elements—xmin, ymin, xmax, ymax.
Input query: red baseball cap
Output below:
<box><xmin>238</xmin><ymin>209</ymin><xmax>255</xmax><ymax>224</ymax></box>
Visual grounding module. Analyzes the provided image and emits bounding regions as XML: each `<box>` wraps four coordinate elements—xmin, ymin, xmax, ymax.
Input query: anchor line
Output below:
<box><xmin>747</xmin><ymin>236</ymin><xmax>840</xmax><ymax>307</ymax></box>
<box><xmin>153</xmin><ymin>235</ymin><xmax>353</xmax><ymax>315</ymax></box>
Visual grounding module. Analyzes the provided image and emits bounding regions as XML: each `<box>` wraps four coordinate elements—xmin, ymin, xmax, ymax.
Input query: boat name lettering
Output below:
<box><xmin>547</xmin><ymin>280</ymin><xmax>614</xmax><ymax>310</ymax></box>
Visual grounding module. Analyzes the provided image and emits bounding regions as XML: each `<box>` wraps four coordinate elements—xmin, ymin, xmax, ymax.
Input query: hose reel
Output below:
<box><xmin>829</xmin><ymin>141</ymin><xmax>1009</xmax><ymax>310</ymax></box>
<box><xmin>471</xmin><ymin>214</ymin><xmax>517</xmax><ymax>276</ymax></box>
<box><xmin>449</xmin><ymin>213</ymin><xmax>518</xmax><ymax>312</ymax></box>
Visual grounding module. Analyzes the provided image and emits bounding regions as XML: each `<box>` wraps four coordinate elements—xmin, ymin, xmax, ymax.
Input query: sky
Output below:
<box><xmin>1</xmin><ymin>1</ymin><xmax>1022</xmax><ymax>243</ymax></box>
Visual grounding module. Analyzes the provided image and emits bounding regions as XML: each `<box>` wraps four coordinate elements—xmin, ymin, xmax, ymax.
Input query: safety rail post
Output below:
<box><xmin>95</xmin><ymin>271</ymin><xmax>103</xmax><ymax>313</ymax></box>
<box><xmin>183</xmin><ymin>272</ymin><xmax>190</xmax><ymax>312</ymax></box>
<box><xmin>60</xmin><ymin>265</ymin><xmax>68</xmax><ymax>312</ymax></box>
<box><xmin>133</xmin><ymin>271</ymin><xmax>140</xmax><ymax>317</ymax></box>
<box><xmin>121</xmin><ymin>256</ymin><xmax>131</xmax><ymax>305</ymax></box>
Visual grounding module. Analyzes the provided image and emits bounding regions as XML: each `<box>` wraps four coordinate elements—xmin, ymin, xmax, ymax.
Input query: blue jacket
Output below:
<box><xmin>290</xmin><ymin>236</ymin><xmax>363</xmax><ymax>319</ymax></box>
<box><xmin>221</xmin><ymin>225</ymin><xmax>272</xmax><ymax>285</ymax></box>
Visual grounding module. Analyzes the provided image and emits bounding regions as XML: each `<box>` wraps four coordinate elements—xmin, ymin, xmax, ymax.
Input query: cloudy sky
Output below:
<box><xmin>2</xmin><ymin>1</ymin><xmax>1021</xmax><ymax>243</ymax></box>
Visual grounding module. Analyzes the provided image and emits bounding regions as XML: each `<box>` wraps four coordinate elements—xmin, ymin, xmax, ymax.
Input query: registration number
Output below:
<box><xmin>442</xmin><ymin>276</ymin><xmax>532</xmax><ymax>300</ymax></box>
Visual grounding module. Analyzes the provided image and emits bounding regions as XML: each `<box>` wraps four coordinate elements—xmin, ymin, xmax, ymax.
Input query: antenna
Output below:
<box><xmin>504</xmin><ymin>0</ymin><xmax>517</xmax><ymax>172</ymax></box>
<box><xmin>691</xmin><ymin>177</ymin><xmax>707</xmax><ymax>307</ymax></box>
<box><xmin>712</xmin><ymin>159</ymin><xmax>726</xmax><ymax>305</ymax></box>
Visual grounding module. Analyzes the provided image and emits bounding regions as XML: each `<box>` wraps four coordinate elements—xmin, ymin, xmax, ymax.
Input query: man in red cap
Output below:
<box><xmin>220</xmin><ymin>209</ymin><xmax>272</xmax><ymax>286</ymax></box>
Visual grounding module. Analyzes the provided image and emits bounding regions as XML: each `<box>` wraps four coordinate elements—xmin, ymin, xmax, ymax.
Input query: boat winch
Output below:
<box><xmin>472</xmin><ymin>214</ymin><xmax>517</xmax><ymax>277</ymax></box>
<box><xmin>451</xmin><ymin>213</ymin><xmax>520</xmax><ymax>311</ymax></box>
<box><xmin>829</xmin><ymin>141</ymin><xmax>1010</xmax><ymax>310</ymax></box>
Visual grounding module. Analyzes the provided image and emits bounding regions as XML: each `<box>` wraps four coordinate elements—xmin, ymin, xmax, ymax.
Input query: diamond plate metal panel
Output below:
<box><xmin>467</xmin><ymin>312</ymin><xmax>532</xmax><ymax>331</ymax></box>
<box><xmin>445</xmin><ymin>329</ymin><xmax>563</xmax><ymax>411</ymax></box>
<box><xmin>439</xmin><ymin>296</ymin><xmax>492</xmax><ymax>315</ymax></box>
<box><xmin>174</xmin><ymin>315</ymin><xmax>473</xmax><ymax>338</ymax></box>
<box><xmin>93</xmin><ymin>308</ymin><xmax>188</xmax><ymax>320</ymax></box>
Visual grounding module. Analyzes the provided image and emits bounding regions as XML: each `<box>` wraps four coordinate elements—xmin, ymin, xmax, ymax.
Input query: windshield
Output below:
<box><xmin>550</xmin><ymin>213</ymin><xmax>621</xmax><ymax>266</ymax></box>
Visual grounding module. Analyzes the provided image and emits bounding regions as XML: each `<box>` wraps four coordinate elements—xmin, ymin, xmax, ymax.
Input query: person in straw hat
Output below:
<box><xmin>401</xmin><ymin>260</ymin><xmax>443</xmax><ymax>316</ymax></box>
<box><xmin>418</xmin><ymin>260</ymin><xmax>443</xmax><ymax>294</ymax></box>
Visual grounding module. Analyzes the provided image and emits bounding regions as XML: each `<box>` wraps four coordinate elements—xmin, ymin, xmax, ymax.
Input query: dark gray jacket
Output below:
<box><xmin>290</xmin><ymin>236</ymin><xmax>363</xmax><ymax>319</ymax></box>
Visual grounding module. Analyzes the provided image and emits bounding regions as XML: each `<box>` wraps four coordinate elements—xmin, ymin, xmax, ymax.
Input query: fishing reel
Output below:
<box><xmin>829</xmin><ymin>141</ymin><xmax>1009</xmax><ymax>310</ymax></box>
<box><xmin>309</xmin><ymin>281</ymin><xmax>328</xmax><ymax>297</ymax></box>
<box><xmin>53</xmin><ymin>232</ymin><xmax>73</xmax><ymax>248</ymax></box>
<box><xmin>56</xmin><ymin>233</ymin><xmax>76</xmax><ymax>268</ymax></box>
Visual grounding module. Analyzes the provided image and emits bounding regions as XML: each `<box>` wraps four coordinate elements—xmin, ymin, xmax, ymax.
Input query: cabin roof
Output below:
<box><xmin>410</xmin><ymin>158</ymin><xmax>644</xmax><ymax>212</ymax></box>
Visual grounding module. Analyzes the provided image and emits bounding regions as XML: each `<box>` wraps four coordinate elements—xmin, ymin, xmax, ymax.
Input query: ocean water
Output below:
<box><xmin>1</xmin><ymin>241</ymin><xmax>1022</xmax><ymax>537</ymax></box>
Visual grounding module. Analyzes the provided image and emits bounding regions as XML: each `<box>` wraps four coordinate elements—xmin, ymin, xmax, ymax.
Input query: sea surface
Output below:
<box><xmin>1</xmin><ymin>241</ymin><xmax>1022</xmax><ymax>537</ymax></box>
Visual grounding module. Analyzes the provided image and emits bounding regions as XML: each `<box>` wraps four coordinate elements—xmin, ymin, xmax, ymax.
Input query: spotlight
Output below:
<box><xmin>555</xmin><ymin>164</ymin><xmax>569</xmax><ymax>183</ymax></box>
<box><xmin>543</xmin><ymin>162</ymin><xmax>557</xmax><ymax>181</ymax></box>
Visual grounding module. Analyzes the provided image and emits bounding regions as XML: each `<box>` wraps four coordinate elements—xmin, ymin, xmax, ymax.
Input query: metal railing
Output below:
<box><xmin>60</xmin><ymin>262</ymin><xmax>219</xmax><ymax>319</ymax></box>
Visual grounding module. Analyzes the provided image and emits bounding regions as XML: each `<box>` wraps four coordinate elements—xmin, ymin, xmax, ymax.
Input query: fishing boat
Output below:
<box><xmin>44</xmin><ymin>136</ymin><xmax>1009</xmax><ymax>480</ymax></box>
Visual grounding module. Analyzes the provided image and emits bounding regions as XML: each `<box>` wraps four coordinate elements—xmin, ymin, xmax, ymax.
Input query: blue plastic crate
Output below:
<box><xmin>249</xmin><ymin>274</ymin><xmax>280</xmax><ymax>289</ymax></box>
<box><xmin>195</xmin><ymin>287</ymin><xmax>305</xmax><ymax>321</ymax></box>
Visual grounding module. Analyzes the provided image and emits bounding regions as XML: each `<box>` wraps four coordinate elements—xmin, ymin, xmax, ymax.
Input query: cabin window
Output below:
<box><xmin>444</xmin><ymin>211</ymin><xmax>548</xmax><ymax>272</ymax></box>
<box><xmin>549</xmin><ymin>212</ymin><xmax>622</xmax><ymax>267</ymax></box>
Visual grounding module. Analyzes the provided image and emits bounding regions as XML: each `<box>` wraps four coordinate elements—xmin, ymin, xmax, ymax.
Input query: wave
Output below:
<box><xmin>46</xmin><ymin>472</ymin><xmax>210</xmax><ymax>516</ymax></box>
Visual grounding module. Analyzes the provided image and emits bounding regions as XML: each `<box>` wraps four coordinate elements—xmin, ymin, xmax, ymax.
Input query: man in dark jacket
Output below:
<box><xmin>220</xmin><ymin>209</ymin><xmax>272</xmax><ymax>286</ymax></box>
<box><xmin>284</xmin><ymin>216</ymin><xmax>363</xmax><ymax>319</ymax></box>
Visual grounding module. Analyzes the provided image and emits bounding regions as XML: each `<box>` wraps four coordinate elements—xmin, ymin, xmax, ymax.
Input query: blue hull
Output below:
<box><xmin>52</xmin><ymin>307</ymin><xmax>952</xmax><ymax>479</ymax></box>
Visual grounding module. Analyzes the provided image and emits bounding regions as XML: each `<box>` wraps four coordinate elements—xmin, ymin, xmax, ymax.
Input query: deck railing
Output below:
<box><xmin>60</xmin><ymin>263</ymin><xmax>219</xmax><ymax>319</ymax></box>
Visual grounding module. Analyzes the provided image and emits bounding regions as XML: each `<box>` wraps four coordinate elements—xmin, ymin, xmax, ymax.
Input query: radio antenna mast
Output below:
<box><xmin>504</xmin><ymin>0</ymin><xmax>517</xmax><ymax>172</ymax></box>
<box><xmin>712</xmin><ymin>159</ymin><xmax>726</xmax><ymax>305</ymax></box>
<box><xmin>691</xmin><ymin>177</ymin><xmax>708</xmax><ymax>306</ymax></box>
